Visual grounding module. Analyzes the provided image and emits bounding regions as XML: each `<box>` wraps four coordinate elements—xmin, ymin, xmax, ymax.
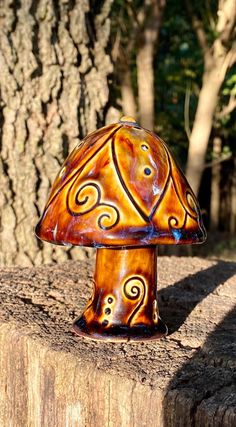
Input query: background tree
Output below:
<box><xmin>0</xmin><ymin>0</ymin><xmax>113</xmax><ymax>266</ymax></box>
<box><xmin>112</xmin><ymin>0</ymin><xmax>166</xmax><ymax>128</ymax></box>
<box><xmin>185</xmin><ymin>0</ymin><xmax>236</xmax><ymax>195</ymax></box>
<box><xmin>151</xmin><ymin>0</ymin><xmax>236</xmax><ymax>236</ymax></box>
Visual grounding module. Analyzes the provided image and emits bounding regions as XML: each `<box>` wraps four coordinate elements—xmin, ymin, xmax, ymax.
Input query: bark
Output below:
<box><xmin>210</xmin><ymin>137</ymin><xmax>221</xmax><ymax>230</ymax></box>
<box><xmin>185</xmin><ymin>0</ymin><xmax>236</xmax><ymax>195</ymax></box>
<box><xmin>0</xmin><ymin>0</ymin><xmax>113</xmax><ymax>267</ymax></box>
<box><xmin>136</xmin><ymin>0</ymin><xmax>166</xmax><ymax>129</ymax></box>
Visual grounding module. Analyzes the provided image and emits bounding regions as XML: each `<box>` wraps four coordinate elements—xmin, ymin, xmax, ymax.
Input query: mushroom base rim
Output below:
<box><xmin>72</xmin><ymin>315</ymin><xmax>168</xmax><ymax>342</ymax></box>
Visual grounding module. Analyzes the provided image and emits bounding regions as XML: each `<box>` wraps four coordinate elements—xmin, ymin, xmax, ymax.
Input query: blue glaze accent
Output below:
<box><xmin>172</xmin><ymin>228</ymin><xmax>183</xmax><ymax>242</ymax></box>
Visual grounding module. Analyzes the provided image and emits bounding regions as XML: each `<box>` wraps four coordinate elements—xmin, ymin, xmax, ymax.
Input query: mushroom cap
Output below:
<box><xmin>35</xmin><ymin>117</ymin><xmax>206</xmax><ymax>247</ymax></box>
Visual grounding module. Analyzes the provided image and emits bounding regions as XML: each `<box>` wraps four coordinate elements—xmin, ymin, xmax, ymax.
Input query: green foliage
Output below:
<box><xmin>153</xmin><ymin>0</ymin><xmax>235</xmax><ymax>166</ymax></box>
<box><xmin>223</xmin><ymin>74</ymin><xmax>236</xmax><ymax>96</ymax></box>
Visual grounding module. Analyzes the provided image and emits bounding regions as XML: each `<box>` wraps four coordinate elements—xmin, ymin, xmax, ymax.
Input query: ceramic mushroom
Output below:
<box><xmin>35</xmin><ymin>116</ymin><xmax>206</xmax><ymax>342</ymax></box>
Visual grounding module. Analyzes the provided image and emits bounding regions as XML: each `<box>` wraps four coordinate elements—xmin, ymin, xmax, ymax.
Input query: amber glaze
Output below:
<box><xmin>35</xmin><ymin>116</ymin><xmax>206</xmax><ymax>342</ymax></box>
<box><xmin>35</xmin><ymin>120</ymin><xmax>206</xmax><ymax>248</ymax></box>
<box><xmin>73</xmin><ymin>247</ymin><xmax>167</xmax><ymax>341</ymax></box>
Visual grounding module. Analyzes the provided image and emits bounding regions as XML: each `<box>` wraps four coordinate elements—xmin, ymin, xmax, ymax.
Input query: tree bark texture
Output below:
<box><xmin>185</xmin><ymin>0</ymin><xmax>236</xmax><ymax>195</ymax></box>
<box><xmin>0</xmin><ymin>257</ymin><xmax>236</xmax><ymax>426</ymax></box>
<box><xmin>0</xmin><ymin>0</ymin><xmax>113</xmax><ymax>267</ymax></box>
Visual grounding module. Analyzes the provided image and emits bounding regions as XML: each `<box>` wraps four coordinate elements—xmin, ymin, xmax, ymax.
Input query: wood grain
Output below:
<box><xmin>0</xmin><ymin>256</ymin><xmax>235</xmax><ymax>426</ymax></box>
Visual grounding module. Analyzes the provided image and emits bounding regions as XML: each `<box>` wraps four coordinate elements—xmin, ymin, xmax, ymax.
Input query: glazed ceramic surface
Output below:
<box><xmin>35</xmin><ymin>116</ymin><xmax>206</xmax><ymax>342</ymax></box>
<box><xmin>73</xmin><ymin>247</ymin><xmax>167</xmax><ymax>341</ymax></box>
<box><xmin>35</xmin><ymin>118</ymin><xmax>206</xmax><ymax>248</ymax></box>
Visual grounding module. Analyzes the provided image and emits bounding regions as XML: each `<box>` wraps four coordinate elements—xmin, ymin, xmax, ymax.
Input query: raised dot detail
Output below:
<box><xmin>102</xmin><ymin>319</ymin><xmax>109</xmax><ymax>327</ymax></box>
<box><xmin>107</xmin><ymin>297</ymin><xmax>113</xmax><ymax>304</ymax></box>
<box><xmin>141</xmin><ymin>144</ymin><xmax>149</xmax><ymax>151</ymax></box>
<box><xmin>144</xmin><ymin>167</ymin><xmax>151</xmax><ymax>176</ymax></box>
<box><xmin>105</xmin><ymin>308</ymin><xmax>111</xmax><ymax>315</ymax></box>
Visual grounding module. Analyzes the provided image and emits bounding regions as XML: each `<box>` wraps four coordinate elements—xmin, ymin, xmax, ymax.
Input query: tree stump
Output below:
<box><xmin>0</xmin><ymin>256</ymin><xmax>235</xmax><ymax>426</ymax></box>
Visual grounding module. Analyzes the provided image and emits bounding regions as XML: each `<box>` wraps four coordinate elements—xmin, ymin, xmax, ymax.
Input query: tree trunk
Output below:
<box><xmin>120</xmin><ymin>57</ymin><xmax>137</xmax><ymax>118</ymax></box>
<box><xmin>185</xmin><ymin>0</ymin><xmax>236</xmax><ymax>196</ymax></box>
<box><xmin>136</xmin><ymin>0</ymin><xmax>166</xmax><ymax>129</ymax></box>
<box><xmin>0</xmin><ymin>0</ymin><xmax>113</xmax><ymax>267</ymax></box>
<box><xmin>137</xmin><ymin>40</ymin><xmax>155</xmax><ymax>129</ymax></box>
<box><xmin>186</xmin><ymin>69</ymin><xmax>223</xmax><ymax>195</ymax></box>
<box><xmin>210</xmin><ymin>137</ymin><xmax>221</xmax><ymax>230</ymax></box>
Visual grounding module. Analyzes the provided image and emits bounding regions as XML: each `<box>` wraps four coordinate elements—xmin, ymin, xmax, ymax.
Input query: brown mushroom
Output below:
<box><xmin>35</xmin><ymin>116</ymin><xmax>206</xmax><ymax>342</ymax></box>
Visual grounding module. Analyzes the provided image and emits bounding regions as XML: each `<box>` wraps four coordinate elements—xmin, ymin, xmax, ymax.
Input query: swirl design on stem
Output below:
<box><xmin>67</xmin><ymin>181</ymin><xmax>119</xmax><ymax>230</ymax></box>
<box><xmin>123</xmin><ymin>276</ymin><xmax>146</xmax><ymax>325</ymax></box>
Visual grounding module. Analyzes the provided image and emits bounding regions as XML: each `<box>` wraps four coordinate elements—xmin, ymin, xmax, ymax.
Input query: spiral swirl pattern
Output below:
<box><xmin>67</xmin><ymin>181</ymin><xmax>119</xmax><ymax>231</ymax></box>
<box><xmin>123</xmin><ymin>276</ymin><xmax>146</xmax><ymax>325</ymax></box>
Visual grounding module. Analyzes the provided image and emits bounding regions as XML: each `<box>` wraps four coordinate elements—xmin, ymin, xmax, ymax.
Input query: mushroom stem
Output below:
<box><xmin>73</xmin><ymin>247</ymin><xmax>167</xmax><ymax>341</ymax></box>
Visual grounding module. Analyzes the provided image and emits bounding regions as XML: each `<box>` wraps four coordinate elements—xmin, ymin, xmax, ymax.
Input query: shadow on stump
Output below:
<box><xmin>158</xmin><ymin>260</ymin><xmax>236</xmax><ymax>334</ymax></box>
<box><xmin>161</xmin><ymin>260</ymin><xmax>236</xmax><ymax>426</ymax></box>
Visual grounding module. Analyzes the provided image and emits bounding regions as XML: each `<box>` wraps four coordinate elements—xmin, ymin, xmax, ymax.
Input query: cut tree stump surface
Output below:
<box><xmin>0</xmin><ymin>256</ymin><xmax>235</xmax><ymax>426</ymax></box>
